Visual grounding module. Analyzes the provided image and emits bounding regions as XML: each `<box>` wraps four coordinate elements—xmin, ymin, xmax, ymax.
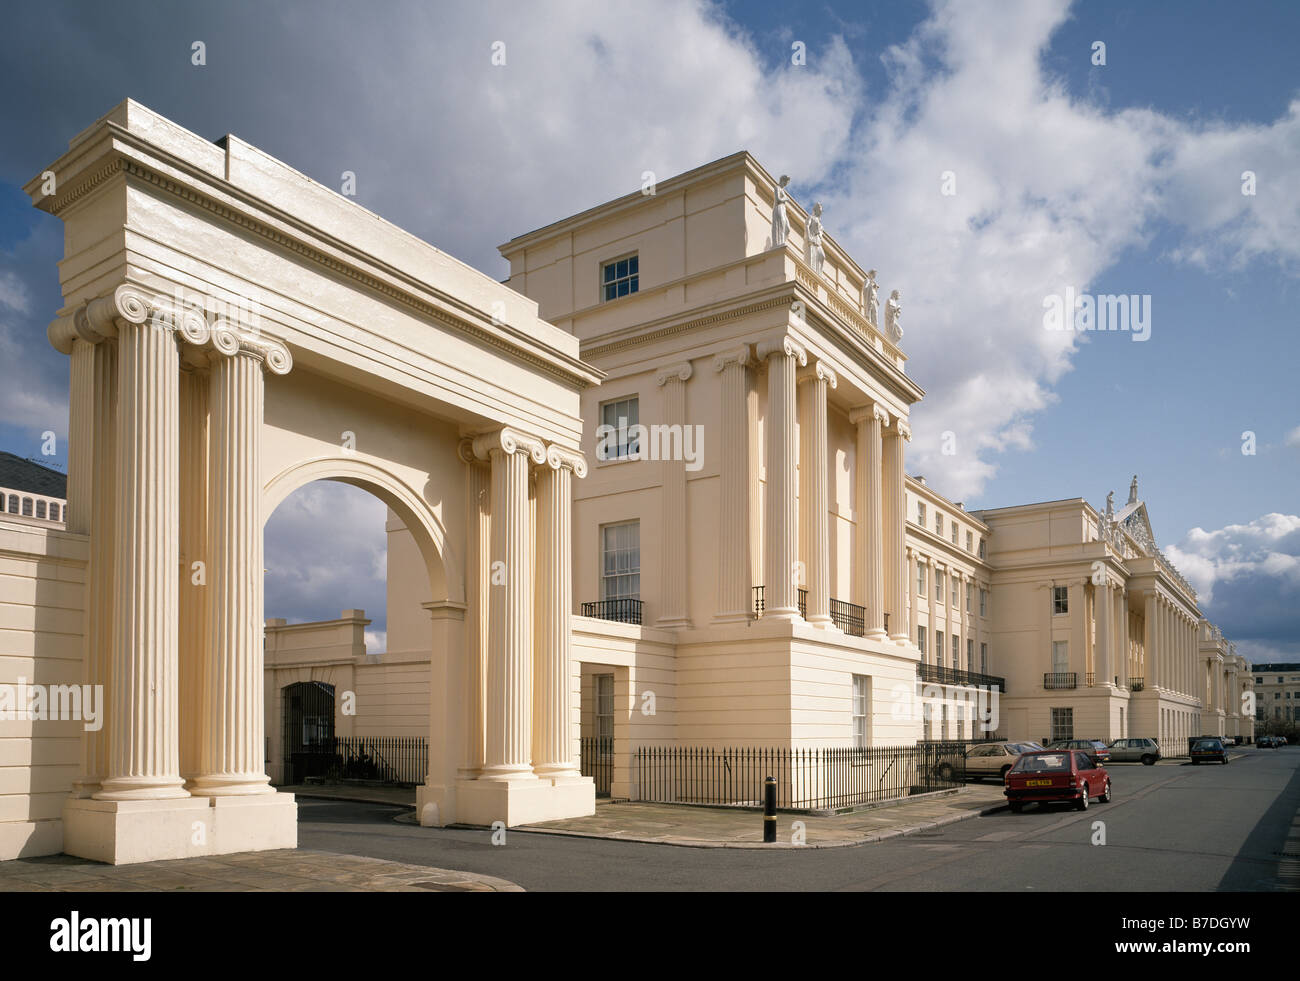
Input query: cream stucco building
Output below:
<box><xmin>1</xmin><ymin>107</ymin><xmax>1252</xmax><ymax>863</ymax></box>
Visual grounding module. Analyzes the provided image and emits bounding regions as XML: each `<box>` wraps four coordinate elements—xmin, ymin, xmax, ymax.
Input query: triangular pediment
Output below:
<box><xmin>1118</xmin><ymin>502</ymin><xmax>1157</xmax><ymax>555</ymax></box>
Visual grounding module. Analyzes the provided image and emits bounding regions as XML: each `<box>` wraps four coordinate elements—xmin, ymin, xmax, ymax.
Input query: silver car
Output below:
<box><xmin>1106</xmin><ymin>737</ymin><xmax>1161</xmax><ymax>765</ymax></box>
<box><xmin>965</xmin><ymin>741</ymin><xmax>1044</xmax><ymax>781</ymax></box>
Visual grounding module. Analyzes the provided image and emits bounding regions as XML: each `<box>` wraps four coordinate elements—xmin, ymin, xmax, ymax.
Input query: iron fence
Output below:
<box><xmin>325</xmin><ymin>736</ymin><xmax>427</xmax><ymax>787</ymax></box>
<box><xmin>1044</xmin><ymin>672</ymin><xmax>1077</xmax><ymax>690</ymax></box>
<box><xmin>580</xmin><ymin>736</ymin><xmax>614</xmax><ymax>797</ymax></box>
<box><xmin>918</xmin><ymin>663</ymin><xmax>1007</xmax><ymax>693</ymax></box>
<box><xmin>633</xmin><ymin>742</ymin><xmax>967</xmax><ymax>811</ymax></box>
<box><xmin>581</xmin><ymin>598</ymin><xmax>644</xmax><ymax>625</ymax></box>
<box><xmin>1129</xmin><ymin>677</ymin><xmax>1145</xmax><ymax>692</ymax></box>
<box><xmin>830</xmin><ymin>598</ymin><xmax>866</xmax><ymax>636</ymax></box>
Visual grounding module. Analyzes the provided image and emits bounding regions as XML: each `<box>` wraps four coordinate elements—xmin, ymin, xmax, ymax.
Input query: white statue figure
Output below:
<box><xmin>865</xmin><ymin>269</ymin><xmax>879</xmax><ymax>326</ymax></box>
<box><xmin>771</xmin><ymin>175</ymin><xmax>791</xmax><ymax>249</ymax></box>
<box><xmin>1128</xmin><ymin>474</ymin><xmax>1139</xmax><ymax>505</ymax></box>
<box><xmin>807</xmin><ymin>202</ymin><xmax>825</xmax><ymax>275</ymax></box>
<box><xmin>1105</xmin><ymin>491</ymin><xmax>1114</xmax><ymax>519</ymax></box>
<box><xmin>884</xmin><ymin>289</ymin><xmax>903</xmax><ymax>343</ymax></box>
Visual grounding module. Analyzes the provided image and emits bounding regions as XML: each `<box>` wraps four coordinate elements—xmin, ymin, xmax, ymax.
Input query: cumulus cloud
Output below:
<box><xmin>264</xmin><ymin>481</ymin><xmax>391</xmax><ymax>642</ymax></box>
<box><xmin>1166</xmin><ymin>513</ymin><xmax>1300</xmax><ymax>661</ymax></box>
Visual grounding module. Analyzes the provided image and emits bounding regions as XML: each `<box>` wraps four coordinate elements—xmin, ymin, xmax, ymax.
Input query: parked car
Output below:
<box><xmin>1190</xmin><ymin>736</ymin><xmax>1229</xmax><ymax>764</ymax></box>
<box><xmin>964</xmin><ymin>741</ymin><xmax>1044</xmax><ymax>781</ymax></box>
<box><xmin>1107</xmin><ymin>737</ymin><xmax>1161</xmax><ymax>765</ymax></box>
<box><xmin>1259</xmin><ymin>735</ymin><xmax>1280</xmax><ymax>748</ymax></box>
<box><xmin>1044</xmin><ymin>738</ymin><xmax>1111</xmax><ymax>764</ymax></box>
<box><xmin>1004</xmin><ymin>749</ymin><xmax>1111</xmax><ymax>812</ymax></box>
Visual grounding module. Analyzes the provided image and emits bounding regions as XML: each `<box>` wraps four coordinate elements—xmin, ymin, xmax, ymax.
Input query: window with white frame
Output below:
<box><xmin>917</xmin><ymin>563</ymin><xmax>927</xmax><ymax>596</ymax></box>
<box><xmin>600</xmin><ymin>521</ymin><xmax>640</xmax><ymax>602</ymax></box>
<box><xmin>1052</xmin><ymin>640</ymin><xmax>1069</xmax><ymax>674</ymax></box>
<box><xmin>917</xmin><ymin>625</ymin><xmax>927</xmax><ymax>656</ymax></box>
<box><xmin>951</xmin><ymin>522</ymin><xmax>958</xmax><ymax>544</ymax></box>
<box><xmin>852</xmin><ymin>675</ymin><xmax>869</xmax><ymax>748</ymax></box>
<box><xmin>977</xmin><ymin>537</ymin><xmax>986</xmax><ymax>559</ymax></box>
<box><xmin>602</xmin><ymin>254</ymin><xmax>639</xmax><ymax>301</ymax></box>
<box><xmin>596</xmin><ymin>674</ymin><xmax>614</xmax><ymax>745</ymax></box>
<box><xmin>934</xmin><ymin>513</ymin><xmax>943</xmax><ymax>536</ymax></box>
<box><xmin>951</xmin><ymin>577</ymin><xmax>959</xmax><ymax>607</ymax></box>
<box><xmin>936</xmin><ymin>630</ymin><xmax>945</xmax><ymax>663</ymax></box>
<box><xmin>967</xmin><ymin>638</ymin><xmax>975</xmax><ymax>673</ymax></box>
<box><xmin>966</xmin><ymin>582</ymin><xmax>974</xmax><ymax>611</ymax></box>
<box><xmin>951</xmin><ymin>633</ymin><xmax>960</xmax><ymax>668</ymax></box>
<box><xmin>980</xmin><ymin>587</ymin><xmax>988</xmax><ymax>617</ymax></box>
<box><xmin>917</xmin><ymin>501</ymin><xmax>927</xmax><ymax>525</ymax></box>
<box><xmin>599</xmin><ymin>396</ymin><xmax>640</xmax><ymax>460</ymax></box>
<box><xmin>980</xmin><ymin>642</ymin><xmax>988</xmax><ymax>673</ymax></box>
<box><xmin>1050</xmin><ymin>707</ymin><xmax>1074</xmax><ymax>742</ymax></box>
<box><xmin>935</xmin><ymin>569</ymin><xmax>945</xmax><ymax>597</ymax></box>
<box><xmin>966</xmin><ymin>530</ymin><xmax>973</xmax><ymax>551</ymax></box>
<box><xmin>1053</xmin><ymin>585</ymin><xmax>1069</xmax><ymax>615</ymax></box>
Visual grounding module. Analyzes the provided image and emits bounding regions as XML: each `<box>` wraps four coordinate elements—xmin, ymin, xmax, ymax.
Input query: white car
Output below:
<box><xmin>965</xmin><ymin>741</ymin><xmax>1044</xmax><ymax>781</ymax></box>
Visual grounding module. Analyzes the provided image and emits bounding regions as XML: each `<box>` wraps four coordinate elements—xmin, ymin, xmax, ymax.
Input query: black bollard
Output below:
<box><xmin>763</xmin><ymin>775</ymin><xmax>777</xmax><ymax>843</ymax></box>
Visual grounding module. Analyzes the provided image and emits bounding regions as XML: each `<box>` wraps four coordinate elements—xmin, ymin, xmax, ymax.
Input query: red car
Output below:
<box><xmin>1004</xmin><ymin>750</ymin><xmax>1112</xmax><ymax>812</ymax></box>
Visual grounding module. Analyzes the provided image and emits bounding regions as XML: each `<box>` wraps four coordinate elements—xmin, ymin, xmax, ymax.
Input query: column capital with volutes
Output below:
<box><xmin>470</xmin><ymin>426</ymin><xmax>548</xmax><ymax>464</ymax></box>
<box><xmin>655</xmin><ymin>361</ymin><xmax>693</xmax><ymax>386</ymax></box>
<box><xmin>756</xmin><ymin>335</ymin><xmax>807</xmax><ymax>365</ymax></box>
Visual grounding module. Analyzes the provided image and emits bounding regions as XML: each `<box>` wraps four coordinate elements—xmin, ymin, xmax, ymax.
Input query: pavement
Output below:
<box><xmin>0</xmin><ymin>848</ymin><xmax>521</xmax><ymax>892</ymax></box>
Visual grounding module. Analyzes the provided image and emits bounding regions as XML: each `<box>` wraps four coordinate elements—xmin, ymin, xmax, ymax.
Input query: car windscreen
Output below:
<box><xmin>1192</xmin><ymin>740</ymin><xmax>1221</xmax><ymax>750</ymax></box>
<box><xmin>1010</xmin><ymin>753</ymin><xmax>1071</xmax><ymax>773</ymax></box>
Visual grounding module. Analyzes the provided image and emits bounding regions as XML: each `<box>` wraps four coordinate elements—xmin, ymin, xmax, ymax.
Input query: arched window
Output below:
<box><xmin>4</xmin><ymin>495</ymin><xmax>14</xmax><ymax>513</ymax></box>
<box><xmin>49</xmin><ymin>503</ymin><xmax>61</xmax><ymax>522</ymax></box>
<box><xmin>35</xmin><ymin>501</ymin><xmax>46</xmax><ymax>519</ymax></box>
<box><xmin>21</xmin><ymin>497</ymin><xmax>32</xmax><ymax>516</ymax></box>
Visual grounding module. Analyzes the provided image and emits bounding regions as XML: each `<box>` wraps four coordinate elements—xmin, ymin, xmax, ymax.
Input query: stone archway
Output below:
<box><xmin>34</xmin><ymin>101</ymin><xmax>600</xmax><ymax>864</ymax></box>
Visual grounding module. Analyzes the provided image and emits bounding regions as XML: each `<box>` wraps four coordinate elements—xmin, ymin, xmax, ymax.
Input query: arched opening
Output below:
<box><xmin>262</xmin><ymin>467</ymin><xmax>445</xmax><ymax>790</ymax></box>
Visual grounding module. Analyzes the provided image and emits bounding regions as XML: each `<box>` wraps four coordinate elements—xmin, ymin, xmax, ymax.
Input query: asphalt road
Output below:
<box><xmin>298</xmin><ymin>746</ymin><xmax>1300</xmax><ymax>891</ymax></box>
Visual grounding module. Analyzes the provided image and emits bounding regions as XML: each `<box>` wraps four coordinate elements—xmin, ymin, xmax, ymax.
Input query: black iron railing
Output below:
<box><xmin>917</xmin><ymin>663</ymin><xmax>1006</xmax><ymax>692</ymax></box>
<box><xmin>753</xmin><ymin>585</ymin><xmax>764</xmax><ymax>616</ymax></box>
<box><xmin>752</xmin><ymin>586</ymin><xmax>808</xmax><ymax>619</ymax></box>
<box><xmin>1129</xmin><ymin>676</ymin><xmax>1145</xmax><ymax>692</ymax></box>
<box><xmin>830</xmin><ymin>598</ymin><xmax>866</xmax><ymax>636</ymax></box>
<box><xmin>634</xmin><ymin>742</ymin><xmax>967</xmax><ymax>810</ymax></box>
<box><xmin>581</xmin><ymin>598</ymin><xmax>643</xmax><ymax>625</ymax></box>
<box><xmin>326</xmin><ymin>736</ymin><xmax>427</xmax><ymax>787</ymax></box>
<box><xmin>580</xmin><ymin>736</ymin><xmax>614</xmax><ymax>798</ymax></box>
<box><xmin>798</xmin><ymin>588</ymin><xmax>807</xmax><ymax>619</ymax></box>
<box><xmin>1044</xmin><ymin>672</ymin><xmax>1078</xmax><ymax>690</ymax></box>
<box><xmin>1085</xmin><ymin>672</ymin><xmax>1096</xmax><ymax>687</ymax></box>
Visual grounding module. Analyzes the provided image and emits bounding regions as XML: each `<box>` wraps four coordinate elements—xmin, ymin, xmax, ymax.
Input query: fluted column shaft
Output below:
<box><xmin>851</xmin><ymin>406</ymin><xmax>886</xmax><ymax>636</ymax></box>
<box><xmin>481</xmin><ymin>435</ymin><xmax>539</xmax><ymax>780</ymax></box>
<box><xmin>713</xmin><ymin>348</ymin><xmax>752</xmax><ymax>622</ymax></box>
<box><xmin>96</xmin><ymin>318</ymin><xmax>187</xmax><ymax>801</ymax></box>
<box><xmin>178</xmin><ymin>367</ymin><xmax>209</xmax><ymax>784</ymax></box>
<box><xmin>192</xmin><ymin>349</ymin><xmax>272</xmax><ymax>795</ymax></box>
<box><xmin>533</xmin><ymin>450</ymin><xmax>584</xmax><ymax>777</ymax></box>
<box><xmin>759</xmin><ymin>338</ymin><xmax>804</xmax><ymax>618</ymax></box>
<box><xmin>461</xmin><ymin>447</ymin><xmax>490</xmax><ymax>777</ymax></box>
<box><xmin>73</xmin><ymin>340</ymin><xmax>116</xmax><ymax>796</ymax></box>
<box><xmin>656</xmin><ymin>363</ymin><xmax>692</xmax><ymax>627</ymax></box>
<box><xmin>883</xmin><ymin>419</ymin><xmax>910</xmax><ymax>639</ymax></box>
<box><xmin>797</xmin><ymin>363</ymin><xmax>835</xmax><ymax>625</ymax></box>
<box><xmin>1096</xmin><ymin>580</ymin><xmax>1112</xmax><ymax>687</ymax></box>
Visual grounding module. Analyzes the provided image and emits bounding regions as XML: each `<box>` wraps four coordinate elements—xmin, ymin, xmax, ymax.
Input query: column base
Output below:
<box><xmin>712</xmin><ymin>611</ymin><xmax>753</xmax><ymax>625</ymax></box>
<box><xmin>188</xmin><ymin>773</ymin><xmax>274</xmax><ymax>796</ymax></box>
<box><xmin>93</xmin><ymin>774</ymin><xmax>189</xmax><ymax>801</ymax></box>
<box><xmin>808</xmin><ymin>614</ymin><xmax>833</xmax><ymax>627</ymax></box>
<box><xmin>62</xmin><ymin>793</ymin><xmax>297</xmax><ymax>865</ymax></box>
<box><xmin>655</xmin><ymin>617</ymin><xmax>692</xmax><ymax>629</ymax></box>
<box><xmin>454</xmin><ymin>774</ymin><xmax>595</xmax><ymax>827</ymax></box>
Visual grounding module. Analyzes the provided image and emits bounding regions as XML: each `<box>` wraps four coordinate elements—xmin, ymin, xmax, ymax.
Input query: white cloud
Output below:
<box><xmin>1285</xmin><ymin>425</ymin><xmax>1300</xmax><ymax>448</ymax></box>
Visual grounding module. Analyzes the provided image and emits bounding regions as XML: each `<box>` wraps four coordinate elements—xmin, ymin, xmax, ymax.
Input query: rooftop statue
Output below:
<box><xmin>771</xmin><ymin>175</ymin><xmax>791</xmax><ymax>249</ymax></box>
<box><xmin>1128</xmin><ymin>474</ymin><xmax>1139</xmax><ymax>505</ymax></box>
<box><xmin>807</xmin><ymin>202</ymin><xmax>825</xmax><ymax>276</ymax></box>
<box><xmin>865</xmin><ymin>269</ymin><xmax>879</xmax><ymax>326</ymax></box>
<box><xmin>884</xmin><ymin>289</ymin><xmax>903</xmax><ymax>343</ymax></box>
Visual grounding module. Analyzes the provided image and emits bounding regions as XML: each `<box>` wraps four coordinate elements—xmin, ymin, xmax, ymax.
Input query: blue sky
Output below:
<box><xmin>1</xmin><ymin>0</ymin><xmax>1295</xmax><ymax>658</ymax></box>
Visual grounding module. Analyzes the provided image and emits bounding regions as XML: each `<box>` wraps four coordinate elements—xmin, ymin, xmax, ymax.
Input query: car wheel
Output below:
<box><xmin>1100</xmin><ymin>780</ymin><xmax>1112</xmax><ymax>803</ymax></box>
<box><xmin>936</xmin><ymin>763</ymin><xmax>954</xmax><ymax>781</ymax></box>
<box><xmin>1192</xmin><ymin>759</ymin><xmax>1199</xmax><ymax>765</ymax></box>
<box><xmin>1141</xmin><ymin>755</ymin><xmax>1156</xmax><ymax>766</ymax></box>
<box><xmin>1076</xmin><ymin>785</ymin><xmax>1089</xmax><ymax>811</ymax></box>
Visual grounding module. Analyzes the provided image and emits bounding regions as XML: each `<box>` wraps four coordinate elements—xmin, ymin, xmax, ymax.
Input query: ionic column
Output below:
<box><xmin>459</xmin><ymin>441</ymin><xmax>490</xmax><ymax>778</ymax></box>
<box><xmin>797</xmin><ymin>361</ymin><xmax>836</xmax><ymax>626</ymax></box>
<box><xmin>1143</xmin><ymin>593</ymin><xmax>1155</xmax><ymax>689</ymax></box>
<box><xmin>757</xmin><ymin>336</ymin><xmax>806</xmax><ymax>618</ymax></box>
<box><xmin>177</xmin><ymin>362</ymin><xmax>209</xmax><ymax>784</ymax></box>
<box><xmin>191</xmin><ymin>327</ymin><xmax>292</xmax><ymax>795</ymax></box>
<box><xmin>713</xmin><ymin>347</ymin><xmax>752</xmax><ymax>623</ymax></box>
<box><xmin>851</xmin><ymin>404</ymin><xmax>888</xmax><ymax>638</ymax></box>
<box><xmin>475</xmin><ymin>428</ymin><xmax>546</xmax><ymax>780</ymax></box>
<box><xmin>655</xmin><ymin>362</ymin><xmax>693</xmax><ymax>628</ymax></box>
<box><xmin>95</xmin><ymin>290</ymin><xmax>188</xmax><ymax>801</ymax></box>
<box><xmin>883</xmin><ymin>417</ymin><xmax>911</xmax><ymax>640</ymax></box>
<box><xmin>906</xmin><ymin>547</ymin><xmax>918</xmax><ymax>650</ymax></box>
<box><xmin>49</xmin><ymin>300</ymin><xmax>120</xmax><ymax>796</ymax></box>
<box><xmin>1096</xmin><ymin>580</ymin><xmax>1113</xmax><ymax>688</ymax></box>
<box><xmin>532</xmin><ymin>445</ymin><xmax>586</xmax><ymax>778</ymax></box>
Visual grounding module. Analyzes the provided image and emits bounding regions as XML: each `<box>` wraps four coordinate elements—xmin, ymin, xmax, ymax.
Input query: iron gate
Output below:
<box><xmin>282</xmin><ymin>681</ymin><xmax>336</xmax><ymax>784</ymax></box>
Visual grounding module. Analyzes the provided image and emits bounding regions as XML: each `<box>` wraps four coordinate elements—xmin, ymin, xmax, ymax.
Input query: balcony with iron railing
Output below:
<box><xmin>918</xmin><ymin>663</ymin><xmax>1006</xmax><ymax>692</ymax></box>
<box><xmin>1044</xmin><ymin>672</ymin><xmax>1077</xmax><ymax>690</ymax></box>
<box><xmin>751</xmin><ymin>586</ymin><xmax>808</xmax><ymax>619</ymax></box>
<box><xmin>580</xmin><ymin>598</ymin><xmax>644</xmax><ymax>625</ymax></box>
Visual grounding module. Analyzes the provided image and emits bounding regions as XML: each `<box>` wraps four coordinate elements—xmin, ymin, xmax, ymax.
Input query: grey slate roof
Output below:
<box><xmin>0</xmin><ymin>451</ymin><xmax>67</xmax><ymax>497</ymax></box>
